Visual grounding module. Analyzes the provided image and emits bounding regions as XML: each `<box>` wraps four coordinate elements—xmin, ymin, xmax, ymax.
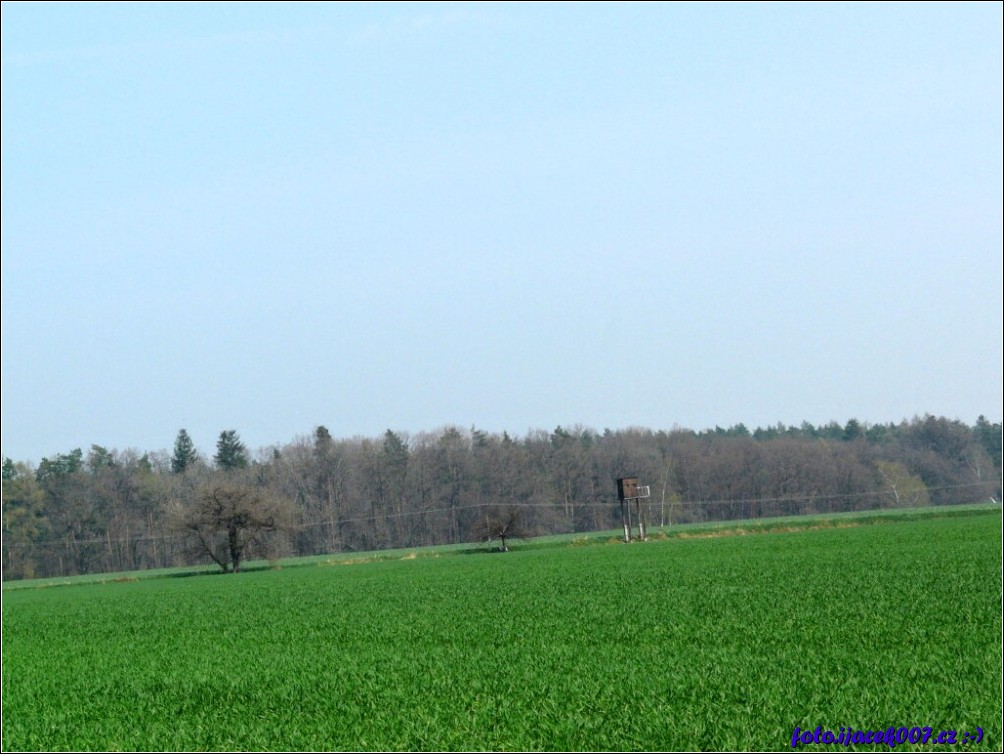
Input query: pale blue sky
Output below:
<box><xmin>2</xmin><ymin>2</ymin><xmax>1001</xmax><ymax>463</ymax></box>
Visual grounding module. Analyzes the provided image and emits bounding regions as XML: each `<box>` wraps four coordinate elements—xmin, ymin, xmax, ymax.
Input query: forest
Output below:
<box><xmin>2</xmin><ymin>415</ymin><xmax>1001</xmax><ymax>580</ymax></box>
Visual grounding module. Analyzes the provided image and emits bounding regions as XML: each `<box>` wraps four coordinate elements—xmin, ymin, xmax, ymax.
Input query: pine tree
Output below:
<box><xmin>171</xmin><ymin>429</ymin><xmax>198</xmax><ymax>474</ymax></box>
<box><xmin>214</xmin><ymin>429</ymin><xmax>248</xmax><ymax>471</ymax></box>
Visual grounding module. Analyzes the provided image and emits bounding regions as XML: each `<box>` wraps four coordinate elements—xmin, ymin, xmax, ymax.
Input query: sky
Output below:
<box><xmin>2</xmin><ymin>2</ymin><xmax>1002</xmax><ymax>463</ymax></box>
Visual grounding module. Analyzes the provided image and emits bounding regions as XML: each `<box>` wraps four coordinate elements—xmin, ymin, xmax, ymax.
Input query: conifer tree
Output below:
<box><xmin>171</xmin><ymin>429</ymin><xmax>198</xmax><ymax>474</ymax></box>
<box><xmin>214</xmin><ymin>429</ymin><xmax>248</xmax><ymax>471</ymax></box>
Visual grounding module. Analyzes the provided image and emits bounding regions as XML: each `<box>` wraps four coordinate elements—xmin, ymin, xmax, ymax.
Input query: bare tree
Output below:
<box><xmin>478</xmin><ymin>507</ymin><xmax>525</xmax><ymax>552</ymax></box>
<box><xmin>171</xmin><ymin>479</ymin><xmax>293</xmax><ymax>572</ymax></box>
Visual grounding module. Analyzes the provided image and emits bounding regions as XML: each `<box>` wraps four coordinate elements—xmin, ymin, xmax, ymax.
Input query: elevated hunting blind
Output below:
<box><xmin>617</xmin><ymin>477</ymin><xmax>639</xmax><ymax>501</ymax></box>
<box><xmin>616</xmin><ymin>476</ymin><xmax>650</xmax><ymax>542</ymax></box>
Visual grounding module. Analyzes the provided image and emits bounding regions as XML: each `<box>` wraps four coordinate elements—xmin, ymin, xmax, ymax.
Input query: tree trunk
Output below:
<box><xmin>229</xmin><ymin>525</ymin><xmax>242</xmax><ymax>573</ymax></box>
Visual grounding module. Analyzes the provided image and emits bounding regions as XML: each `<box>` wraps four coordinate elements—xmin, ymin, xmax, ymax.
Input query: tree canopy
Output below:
<box><xmin>3</xmin><ymin>415</ymin><xmax>1000</xmax><ymax>580</ymax></box>
<box><xmin>170</xmin><ymin>479</ymin><xmax>292</xmax><ymax>573</ymax></box>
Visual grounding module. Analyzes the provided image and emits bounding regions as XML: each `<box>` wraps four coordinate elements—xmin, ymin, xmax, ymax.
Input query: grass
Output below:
<box><xmin>2</xmin><ymin>506</ymin><xmax>1001</xmax><ymax>751</ymax></box>
<box><xmin>4</xmin><ymin>502</ymin><xmax>996</xmax><ymax>591</ymax></box>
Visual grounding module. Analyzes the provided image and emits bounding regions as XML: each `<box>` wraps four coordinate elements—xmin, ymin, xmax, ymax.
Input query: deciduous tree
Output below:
<box><xmin>2</xmin><ymin>458</ymin><xmax>48</xmax><ymax>579</ymax></box>
<box><xmin>478</xmin><ymin>507</ymin><xmax>525</xmax><ymax>552</ymax></box>
<box><xmin>170</xmin><ymin>478</ymin><xmax>292</xmax><ymax>573</ymax></box>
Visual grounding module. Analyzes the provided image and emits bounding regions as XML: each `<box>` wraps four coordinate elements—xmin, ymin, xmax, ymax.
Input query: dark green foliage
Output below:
<box><xmin>313</xmin><ymin>425</ymin><xmax>333</xmax><ymax>454</ymax></box>
<box><xmin>171</xmin><ymin>429</ymin><xmax>198</xmax><ymax>474</ymax></box>
<box><xmin>34</xmin><ymin>448</ymin><xmax>83</xmax><ymax>482</ymax></box>
<box><xmin>382</xmin><ymin>429</ymin><xmax>409</xmax><ymax>468</ymax></box>
<box><xmin>214</xmin><ymin>429</ymin><xmax>248</xmax><ymax>471</ymax></box>
<box><xmin>87</xmin><ymin>445</ymin><xmax>115</xmax><ymax>472</ymax></box>
<box><xmin>975</xmin><ymin>415</ymin><xmax>1002</xmax><ymax>468</ymax></box>
<box><xmin>843</xmin><ymin>417</ymin><xmax>863</xmax><ymax>441</ymax></box>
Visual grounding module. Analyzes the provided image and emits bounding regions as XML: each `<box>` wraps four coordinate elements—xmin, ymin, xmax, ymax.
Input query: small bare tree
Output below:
<box><xmin>478</xmin><ymin>507</ymin><xmax>525</xmax><ymax>552</ymax></box>
<box><xmin>171</xmin><ymin>480</ymin><xmax>293</xmax><ymax>572</ymax></box>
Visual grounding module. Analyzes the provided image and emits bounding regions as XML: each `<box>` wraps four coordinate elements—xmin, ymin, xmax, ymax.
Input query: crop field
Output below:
<box><xmin>2</xmin><ymin>509</ymin><xmax>1001</xmax><ymax>751</ymax></box>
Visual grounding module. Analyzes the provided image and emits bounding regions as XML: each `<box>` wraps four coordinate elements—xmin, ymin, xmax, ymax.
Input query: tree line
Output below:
<box><xmin>3</xmin><ymin>415</ymin><xmax>1000</xmax><ymax>580</ymax></box>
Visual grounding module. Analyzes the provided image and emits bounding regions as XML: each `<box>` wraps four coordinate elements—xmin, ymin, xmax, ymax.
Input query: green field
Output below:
<box><xmin>2</xmin><ymin>508</ymin><xmax>1001</xmax><ymax>751</ymax></box>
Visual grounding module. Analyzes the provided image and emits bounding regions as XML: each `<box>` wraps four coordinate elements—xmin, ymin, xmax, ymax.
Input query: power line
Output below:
<box><xmin>3</xmin><ymin>481</ymin><xmax>995</xmax><ymax>549</ymax></box>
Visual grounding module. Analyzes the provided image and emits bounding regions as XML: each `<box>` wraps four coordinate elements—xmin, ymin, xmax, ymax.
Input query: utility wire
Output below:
<box><xmin>4</xmin><ymin>482</ymin><xmax>995</xmax><ymax>548</ymax></box>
